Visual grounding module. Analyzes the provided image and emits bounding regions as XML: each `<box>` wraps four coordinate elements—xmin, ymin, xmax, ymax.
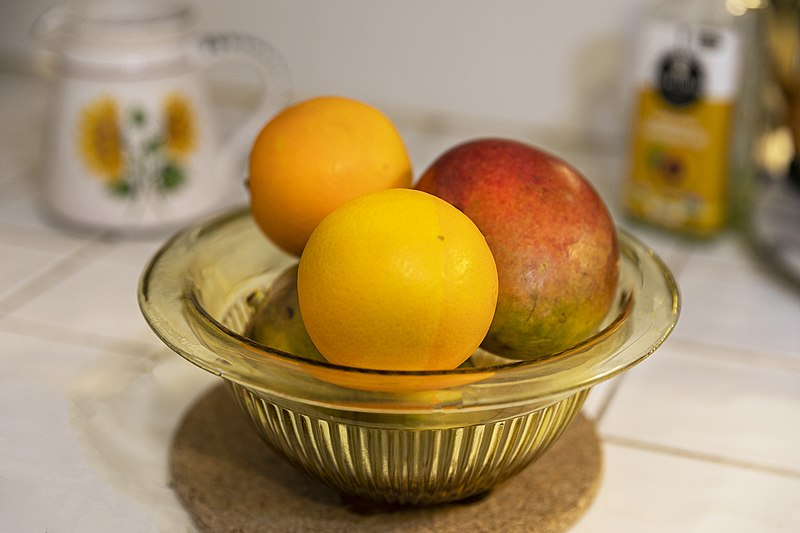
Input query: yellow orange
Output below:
<box><xmin>297</xmin><ymin>188</ymin><xmax>498</xmax><ymax>371</ymax></box>
<box><xmin>248</xmin><ymin>96</ymin><xmax>412</xmax><ymax>256</ymax></box>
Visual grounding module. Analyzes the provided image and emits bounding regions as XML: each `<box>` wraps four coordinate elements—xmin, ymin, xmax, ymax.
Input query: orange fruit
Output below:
<box><xmin>297</xmin><ymin>188</ymin><xmax>498</xmax><ymax>371</ymax></box>
<box><xmin>248</xmin><ymin>96</ymin><xmax>413</xmax><ymax>256</ymax></box>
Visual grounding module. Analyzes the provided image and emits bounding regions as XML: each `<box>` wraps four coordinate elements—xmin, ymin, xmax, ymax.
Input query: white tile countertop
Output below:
<box><xmin>2</xmin><ymin>71</ymin><xmax>800</xmax><ymax>532</ymax></box>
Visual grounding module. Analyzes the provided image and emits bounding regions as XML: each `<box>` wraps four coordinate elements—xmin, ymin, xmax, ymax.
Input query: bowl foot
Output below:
<box><xmin>338</xmin><ymin>488</ymin><xmax>493</xmax><ymax>515</ymax></box>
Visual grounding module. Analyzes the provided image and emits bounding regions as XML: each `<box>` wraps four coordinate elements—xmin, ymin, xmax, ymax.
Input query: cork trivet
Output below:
<box><xmin>170</xmin><ymin>384</ymin><xmax>603</xmax><ymax>533</ymax></box>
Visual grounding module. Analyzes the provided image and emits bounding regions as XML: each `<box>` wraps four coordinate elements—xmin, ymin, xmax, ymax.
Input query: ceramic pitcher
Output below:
<box><xmin>33</xmin><ymin>0</ymin><xmax>291</xmax><ymax>233</ymax></box>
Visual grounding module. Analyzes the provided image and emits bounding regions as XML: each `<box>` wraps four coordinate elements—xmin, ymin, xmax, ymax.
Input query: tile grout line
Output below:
<box><xmin>0</xmin><ymin>233</ymin><xmax>115</xmax><ymax>317</ymax></box>
<box><xmin>0</xmin><ymin>314</ymin><xmax>161</xmax><ymax>359</ymax></box>
<box><xmin>591</xmin><ymin>375</ymin><xmax>626</xmax><ymax>425</ymax></box>
<box><xmin>0</xmin><ymin>222</ymin><xmax>166</xmax><ymax>358</ymax></box>
<box><xmin>603</xmin><ymin>433</ymin><xmax>800</xmax><ymax>481</ymax></box>
<box><xmin>667</xmin><ymin>335</ymin><xmax>800</xmax><ymax>374</ymax></box>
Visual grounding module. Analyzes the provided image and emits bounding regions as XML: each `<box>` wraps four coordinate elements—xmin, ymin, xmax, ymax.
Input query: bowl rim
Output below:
<box><xmin>139</xmin><ymin>207</ymin><xmax>680</xmax><ymax>408</ymax></box>
<box><xmin>191</xmin><ymin>283</ymin><xmax>635</xmax><ymax>377</ymax></box>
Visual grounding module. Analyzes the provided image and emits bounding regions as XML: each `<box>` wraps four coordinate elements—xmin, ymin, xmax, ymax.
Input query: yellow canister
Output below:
<box><xmin>625</xmin><ymin>10</ymin><xmax>742</xmax><ymax>236</ymax></box>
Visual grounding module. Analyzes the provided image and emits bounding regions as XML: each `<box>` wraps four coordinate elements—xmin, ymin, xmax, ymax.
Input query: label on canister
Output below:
<box><xmin>625</xmin><ymin>17</ymin><xmax>741</xmax><ymax>235</ymax></box>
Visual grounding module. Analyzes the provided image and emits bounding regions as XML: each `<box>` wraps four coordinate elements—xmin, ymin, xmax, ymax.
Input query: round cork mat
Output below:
<box><xmin>170</xmin><ymin>384</ymin><xmax>603</xmax><ymax>533</ymax></box>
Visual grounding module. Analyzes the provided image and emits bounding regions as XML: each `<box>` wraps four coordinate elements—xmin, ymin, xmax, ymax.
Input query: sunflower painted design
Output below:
<box><xmin>76</xmin><ymin>93</ymin><xmax>196</xmax><ymax>198</ymax></box>
<box><xmin>163</xmin><ymin>92</ymin><xmax>196</xmax><ymax>158</ymax></box>
<box><xmin>78</xmin><ymin>96</ymin><xmax>124</xmax><ymax>182</ymax></box>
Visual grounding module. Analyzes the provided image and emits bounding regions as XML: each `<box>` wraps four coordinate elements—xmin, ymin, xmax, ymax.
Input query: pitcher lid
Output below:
<box><xmin>34</xmin><ymin>0</ymin><xmax>196</xmax><ymax>44</ymax></box>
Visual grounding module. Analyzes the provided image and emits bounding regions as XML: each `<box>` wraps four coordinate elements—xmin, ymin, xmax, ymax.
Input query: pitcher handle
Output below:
<box><xmin>199</xmin><ymin>33</ymin><xmax>292</xmax><ymax>181</ymax></box>
<box><xmin>30</xmin><ymin>4</ymin><xmax>71</xmax><ymax>43</ymax></box>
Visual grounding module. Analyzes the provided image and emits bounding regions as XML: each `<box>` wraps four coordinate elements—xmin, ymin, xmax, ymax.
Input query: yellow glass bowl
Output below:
<box><xmin>138</xmin><ymin>207</ymin><xmax>680</xmax><ymax>505</ymax></box>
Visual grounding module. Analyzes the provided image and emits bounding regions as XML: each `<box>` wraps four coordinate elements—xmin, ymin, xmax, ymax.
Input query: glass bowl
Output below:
<box><xmin>139</xmin><ymin>207</ymin><xmax>680</xmax><ymax>506</ymax></box>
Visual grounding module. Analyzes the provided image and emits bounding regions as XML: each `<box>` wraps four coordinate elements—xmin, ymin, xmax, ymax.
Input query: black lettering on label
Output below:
<box><xmin>657</xmin><ymin>50</ymin><xmax>703</xmax><ymax>107</ymax></box>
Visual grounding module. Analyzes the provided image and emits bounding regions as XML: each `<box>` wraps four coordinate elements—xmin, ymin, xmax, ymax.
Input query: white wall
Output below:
<box><xmin>0</xmin><ymin>0</ymin><xmax>655</xmax><ymax>142</ymax></box>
